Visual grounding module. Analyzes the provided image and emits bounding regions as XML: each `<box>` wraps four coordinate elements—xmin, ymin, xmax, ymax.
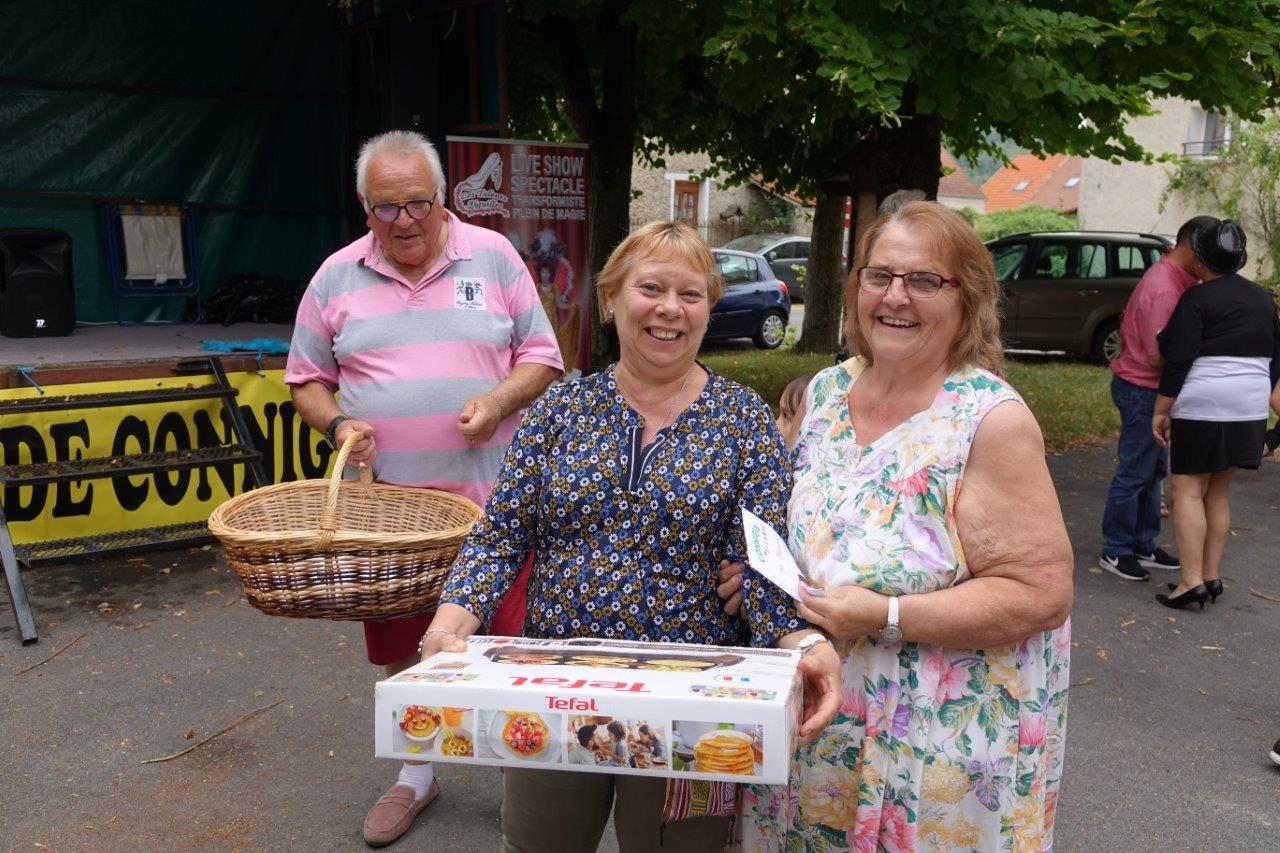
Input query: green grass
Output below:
<box><xmin>1003</xmin><ymin>356</ymin><xmax>1118</xmax><ymax>450</ymax></box>
<box><xmin>702</xmin><ymin>350</ymin><xmax>836</xmax><ymax>416</ymax></box>
<box><xmin>702</xmin><ymin>349</ymin><xmax>1118</xmax><ymax>452</ymax></box>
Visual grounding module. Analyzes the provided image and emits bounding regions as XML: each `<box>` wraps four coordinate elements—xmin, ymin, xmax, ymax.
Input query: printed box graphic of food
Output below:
<box><xmin>670</xmin><ymin>721</ymin><xmax>764</xmax><ymax>777</ymax></box>
<box><xmin>391</xmin><ymin>705</ymin><xmax>475</xmax><ymax>758</ymax></box>
<box><xmin>476</xmin><ymin>710</ymin><xmax>563</xmax><ymax>764</ymax></box>
<box><xmin>483</xmin><ymin>645</ymin><xmax>744</xmax><ymax>671</ymax></box>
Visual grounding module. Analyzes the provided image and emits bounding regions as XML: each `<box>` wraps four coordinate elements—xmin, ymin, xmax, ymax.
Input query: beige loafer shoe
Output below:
<box><xmin>363</xmin><ymin>779</ymin><xmax>440</xmax><ymax>847</ymax></box>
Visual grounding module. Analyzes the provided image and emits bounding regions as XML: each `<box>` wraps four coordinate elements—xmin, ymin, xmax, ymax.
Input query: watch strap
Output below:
<box><xmin>323</xmin><ymin>415</ymin><xmax>350</xmax><ymax>450</ymax></box>
<box><xmin>795</xmin><ymin>632</ymin><xmax>830</xmax><ymax>654</ymax></box>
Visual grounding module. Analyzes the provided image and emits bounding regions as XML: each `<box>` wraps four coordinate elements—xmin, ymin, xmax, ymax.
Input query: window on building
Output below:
<box><xmin>1064</xmin><ymin>176</ymin><xmax>1080</xmax><ymax>188</ymax></box>
<box><xmin>674</xmin><ymin>180</ymin><xmax>701</xmax><ymax>226</ymax></box>
<box><xmin>1184</xmin><ymin>106</ymin><xmax>1230</xmax><ymax>157</ymax></box>
<box><xmin>1014</xmin><ymin>179</ymin><xmax>1030</xmax><ymax>192</ymax></box>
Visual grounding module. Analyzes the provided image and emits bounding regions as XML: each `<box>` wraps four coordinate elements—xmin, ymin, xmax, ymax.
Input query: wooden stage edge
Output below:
<box><xmin>0</xmin><ymin>322</ymin><xmax>294</xmax><ymax>389</ymax></box>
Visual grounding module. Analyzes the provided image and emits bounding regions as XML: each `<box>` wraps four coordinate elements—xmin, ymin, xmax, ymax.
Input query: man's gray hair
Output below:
<box><xmin>355</xmin><ymin>130</ymin><xmax>446</xmax><ymax>201</ymax></box>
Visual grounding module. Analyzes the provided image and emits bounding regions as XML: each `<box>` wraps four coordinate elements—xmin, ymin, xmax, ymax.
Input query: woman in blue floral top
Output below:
<box><xmin>423</xmin><ymin>222</ymin><xmax>841</xmax><ymax>853</ymax></box>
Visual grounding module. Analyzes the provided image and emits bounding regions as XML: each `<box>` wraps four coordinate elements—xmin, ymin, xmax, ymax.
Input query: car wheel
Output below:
<box><xmin>1094</xmin><ymin>319</ymin><xmax>1121</xmax><ymax>362</ymax></box>
<box><xmin>753</xmin><ymin>310</ymin><xmax>786</xmax><ymax>350</ymax></box>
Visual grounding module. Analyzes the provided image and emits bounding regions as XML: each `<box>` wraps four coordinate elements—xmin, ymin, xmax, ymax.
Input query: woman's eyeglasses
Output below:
<box><xmin>856</xmin><ymin>266</ymin><xmax>959</xmax><ymax>299</ymax></box>
<box><xmin>369</xmin><ymin>197</ymin><xmax>437</xmax><ymax>223</ymax></box>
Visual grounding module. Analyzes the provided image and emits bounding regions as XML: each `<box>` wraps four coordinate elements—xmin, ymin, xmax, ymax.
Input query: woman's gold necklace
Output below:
<box><xmin>618</xmin><ymin>366</ymin><xmax>694</xmax><ymax>432</ymax></box>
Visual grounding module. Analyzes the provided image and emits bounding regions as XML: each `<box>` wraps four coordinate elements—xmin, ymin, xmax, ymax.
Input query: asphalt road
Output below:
<box><xmin>3</xmin><ymin>441</ymin><xmax>1279</xmax><ymax>851</ymax></box>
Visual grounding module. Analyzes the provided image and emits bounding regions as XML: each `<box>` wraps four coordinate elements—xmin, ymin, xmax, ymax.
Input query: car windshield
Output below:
<box><xmin>723</xmin><ymin>234</ymin><xmax>778</xmax><ymax>253</ymax></box>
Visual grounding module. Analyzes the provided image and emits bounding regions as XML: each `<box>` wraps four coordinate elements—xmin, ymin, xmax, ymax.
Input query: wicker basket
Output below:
<box><xmin>208</xmin><ymin>433</ymin><xmax>482</xmax><ymax>620</ymax></box>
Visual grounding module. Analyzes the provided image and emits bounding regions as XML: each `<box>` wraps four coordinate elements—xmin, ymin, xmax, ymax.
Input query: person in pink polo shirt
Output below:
<box><xmin>1099</xmin><ymin>216</ymin><xmax>1217</xmax><ymax>582</ymax></box>
<box><xmin>285</xmin><ymin>130</ymin><xmax>562</xmax><ymax>846</ymax></box>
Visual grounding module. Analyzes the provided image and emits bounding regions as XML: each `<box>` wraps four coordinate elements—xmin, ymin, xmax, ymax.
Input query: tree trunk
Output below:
<box><xmin>796</xmin><ymin>191</ymin><xmax>848</xmax><ymax>354</ymax></box>
<box><xmin>538</xmin><ymin>5</ymin><xmax>636</xmax><ymax>371</ymax></box>
<box><xmin>585</xmin><ymin>134</ymin><xmax>631</xmax><ymax>368</ymax></box>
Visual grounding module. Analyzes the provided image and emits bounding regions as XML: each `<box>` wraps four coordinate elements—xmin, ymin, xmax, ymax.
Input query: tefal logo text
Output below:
<box><xmin>508</xmin><ymin>676</ymin><xmax>651</xmax><ymax>694</ymax></box>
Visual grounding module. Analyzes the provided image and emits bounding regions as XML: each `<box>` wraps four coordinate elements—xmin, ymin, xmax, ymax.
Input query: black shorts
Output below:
<box><xmin>1169</xmin><ymin>418</ymin><xmax>1265</xmax><ymax>475</ymax></box>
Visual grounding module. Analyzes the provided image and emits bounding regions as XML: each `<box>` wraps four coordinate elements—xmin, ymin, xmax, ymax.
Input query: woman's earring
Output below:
<box><xmin>606</xmin><ymin>308</ymin><xmax>615</xmax><ymax>320</ymax></box>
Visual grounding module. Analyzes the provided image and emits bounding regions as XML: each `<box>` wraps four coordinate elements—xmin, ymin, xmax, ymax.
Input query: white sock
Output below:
<box><xmin>397</xmin><ymin>761</ymin><xmax>434</xmax><ymax>799</ymax></box>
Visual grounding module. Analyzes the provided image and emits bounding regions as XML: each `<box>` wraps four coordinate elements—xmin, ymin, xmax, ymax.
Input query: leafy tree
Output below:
<box><xmin>970</xmin><ymin>206</ymin><xmax>1078</xmax><ymax>242</ymax></box>
<box><xmin>1165</xmin><ymin>116</ymin><xmax>1280</xmax><ymax>293</ymax></box>
<box><xmin>678</xmin><ymin>0</ymin><xmax>1280</xmax><ymax>352</ymax></box>
<box><xmin>509</xmin><ymin>1</ymin><xmax>1280</xmax><ymax>361</ymax></box>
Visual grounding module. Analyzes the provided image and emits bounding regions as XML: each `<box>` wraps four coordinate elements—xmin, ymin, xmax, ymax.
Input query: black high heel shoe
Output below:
<box><xmin>1177</xmin><ymin>581</ymin><xmax>1226</xmax><ymax>602</ymax></box>
<box><xmin>1156</xmin><ymin>584</ymin><xmax>1209</xmax><ymax>610</ymax></box>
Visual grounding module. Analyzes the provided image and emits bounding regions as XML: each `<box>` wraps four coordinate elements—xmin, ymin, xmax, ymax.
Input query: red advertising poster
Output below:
<box><xmin>446</xmin><ymin>137</ymin><xmax>590</xmax><ymax>376</ymax></box>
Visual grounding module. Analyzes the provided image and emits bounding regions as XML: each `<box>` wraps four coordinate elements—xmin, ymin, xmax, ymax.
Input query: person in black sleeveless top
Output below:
<box><xmin>1152</xmin><ymin>219</ymin><xmax>1280</xmax><ymax>610</ymax></box>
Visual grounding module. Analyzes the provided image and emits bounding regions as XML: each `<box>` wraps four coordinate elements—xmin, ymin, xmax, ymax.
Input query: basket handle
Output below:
<box><xmin>317</xmin><ymin>430</ymin><xmax>373</xmax><ymax>549</ymax></box>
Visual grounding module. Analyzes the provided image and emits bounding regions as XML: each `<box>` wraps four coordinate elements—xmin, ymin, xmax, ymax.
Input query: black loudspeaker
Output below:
<box><xmin>0</xmin><ymin>228</ymin><xmax>75</xmax><ymax>337</ymax></box>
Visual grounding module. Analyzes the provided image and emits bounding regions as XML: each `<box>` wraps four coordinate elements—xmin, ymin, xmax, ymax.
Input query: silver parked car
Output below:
<box><xmin>720</xmin><ymin>233</ymin><xmax>810</xmax><ymax>301</ymax></box>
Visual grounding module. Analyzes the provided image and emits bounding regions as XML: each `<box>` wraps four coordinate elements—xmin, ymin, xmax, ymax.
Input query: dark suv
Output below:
<box><xmin>987</xmin><ymin>231</ymin><xmax>1174</xmax><ymax>360</ymax></box>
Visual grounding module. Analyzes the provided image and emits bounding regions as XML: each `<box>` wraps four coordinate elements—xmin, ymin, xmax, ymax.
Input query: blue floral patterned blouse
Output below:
<box><xmin>441</xmin><ymin>365</ymin><xmax>804</xmax><ymax>647</ymax></box>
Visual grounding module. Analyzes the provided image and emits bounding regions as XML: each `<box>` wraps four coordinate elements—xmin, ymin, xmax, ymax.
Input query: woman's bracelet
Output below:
<box><xmin>417</xmin><ymin>627</ymin><xmax>458</xmax><ymax>655</ymax></box>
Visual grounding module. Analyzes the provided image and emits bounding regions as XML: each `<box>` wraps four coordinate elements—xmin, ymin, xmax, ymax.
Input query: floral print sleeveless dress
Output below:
<box><xmin>739</xmin><ymin>358</ymin><xmax>1070</xmax><ymax>852</ymax></box>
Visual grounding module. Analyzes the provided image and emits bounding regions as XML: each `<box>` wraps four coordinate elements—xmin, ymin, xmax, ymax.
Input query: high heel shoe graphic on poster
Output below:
<box><xmin>1156</xmin><ymin>583</ymin><xmax>1209</xmax><ymax>610</ymax></box>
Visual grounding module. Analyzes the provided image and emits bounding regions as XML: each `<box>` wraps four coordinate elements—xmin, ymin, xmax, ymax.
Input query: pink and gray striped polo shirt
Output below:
<box><xmin>285</xmin><ymin>211</ymin><xmax>564</xmax><ymax>506</ymax></box>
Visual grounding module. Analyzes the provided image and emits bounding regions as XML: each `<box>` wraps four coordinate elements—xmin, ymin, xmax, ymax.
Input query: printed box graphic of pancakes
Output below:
<box><xmin>483</xmin><ymin>645</ymin><xmax>743</xmax><ymax>671</ymax></box>
<box><xmin>693</xmin><ymin>730</ymin><xmax>756</xmax><ymax>776</ymax></box>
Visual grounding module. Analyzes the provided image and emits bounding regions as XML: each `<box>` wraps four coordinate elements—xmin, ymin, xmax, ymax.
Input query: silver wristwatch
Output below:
<box><xmin>879</xmin><ymin>596</ymin><xmax>903</xmax><ymax>642</ymax></box>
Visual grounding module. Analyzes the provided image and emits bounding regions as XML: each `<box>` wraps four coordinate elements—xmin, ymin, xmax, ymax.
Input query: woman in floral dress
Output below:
<box><xmin>737</xmin><ymin>202</ymin><xmax>1074</xmax><ymax>851</ymax></box>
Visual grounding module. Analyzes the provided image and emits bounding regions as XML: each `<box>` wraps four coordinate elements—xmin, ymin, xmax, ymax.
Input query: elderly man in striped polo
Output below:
<box><xmin>286</xmin><ymin>130</ymin><xmax>562</xmax><ymax>846</ymax></box>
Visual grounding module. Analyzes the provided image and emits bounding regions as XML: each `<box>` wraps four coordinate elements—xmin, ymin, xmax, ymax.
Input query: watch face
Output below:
<box><xmin>880</xmin><ymin>625</ymin><xmax>903</xmax><ymax>643</ymax></box>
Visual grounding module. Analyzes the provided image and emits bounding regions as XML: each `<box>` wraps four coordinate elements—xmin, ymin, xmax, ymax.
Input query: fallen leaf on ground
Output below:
<box><xmin>160</xmin><ymin>676</ymin><xmax>173</xmax><ymax>685</ymax></box>
<box><xmin>1120</xmin><ymin>619</ymin><xmax>1135</xmax><ymax>628</ymax></box>
<box><xmin>204</xmin><ymin>590</ymin><xmax>221</xmax><ymax>596</ymax></box>
<box><xmin>326</xmin><ymin>750</ymin><xmax>334</xmax><ymax>758</ymax></box>
<box><xmin>1087</xmin><ymin>567</ymin><xmax>1103</xmax><ymax>574</ymax></box>
<box><xmin>1163</xmin><ymin>615</ymin><xmax>1177</xmax><ymax>622</ymax></box>
<box><xmin>1096</xmin><ymin>648</ymin><xmax>1108</xmax><ymax>661</ymax></box>
<box><xmin>1199</xmin><ymin>689</ymin><xmax>1208</xmax><ymax>695</ymax></box>
<box><xmin>1070</xmin><ymin>676</ymin><xmax>1094</xmax><ymax>687</ymax></box>
<box><xmin>159</xmin><ymin>567</ymin><xmax>171</xmax><ymax>575</ymax></box>
<box><xmin>1200</xmin><ymin>645</ymin><xmax>1225</xmax><ymax>651</ymax></box>
<box><xmin>1249</xmin><ymin>588</ymin><xmax>1280</xmax><ymax>604</ymax></box>
<box><xmin>184</xmin><ymin>729</ymin><xmax>195</xmax><ymax>739</ymax></box>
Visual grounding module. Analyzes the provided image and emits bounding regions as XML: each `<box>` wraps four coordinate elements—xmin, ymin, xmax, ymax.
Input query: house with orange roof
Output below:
<box><xmin>983</xmin><ymin>154</ymin><xmax>1082</xmax><ymax>213</ymax></box>
<box><xmin>939</xmin><ymin>150</ymin><xmax>986</xmax><ymax>213</ymax></box>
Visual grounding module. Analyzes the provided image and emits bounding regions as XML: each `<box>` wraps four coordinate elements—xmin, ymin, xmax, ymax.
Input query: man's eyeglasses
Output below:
<box><xmin>369</xmin><ymin>197</ymin><xmax>437</xmax><ymax>223</ymax></box>
<box><xmin>856</xmin><ymin>266</ymin><xmax>959</xmax><ymax>299</ymax></box>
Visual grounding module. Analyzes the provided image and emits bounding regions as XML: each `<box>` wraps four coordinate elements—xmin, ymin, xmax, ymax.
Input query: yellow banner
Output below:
<box><xmin>0</xmin><ymin>369</ymin><xmax>333</xmax><ymax>545</ymax></box>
